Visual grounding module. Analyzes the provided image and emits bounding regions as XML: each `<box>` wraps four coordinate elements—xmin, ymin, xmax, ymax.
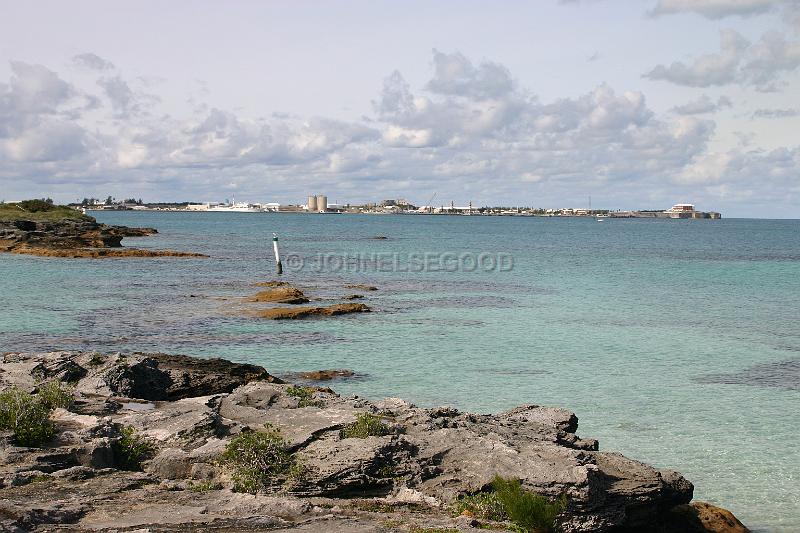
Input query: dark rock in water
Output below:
<box><xmin>694</xmin><ymin>358</ymin><xmax>800</xmax><ymax>391</ymax></box>
<box><xmin>0</xmin><ymin>351</ymin><xmax>746</xmax><ymax>533</ymax></box>
<box><xmin>253</xmin><ymin>280</ymin><xmax>290</xmax><ymax>287</ymax></box>
<box><xmin>342</xmin><ymin>294</ymin><xmax>364</xmax><ymax>300</ymax></box>
<box><xmin>286</xmin><ymin>369</ymin><xmax>358</xmax><ymax>382</ymax></box>
<box><xmin>372</xmin><ymin>235</ymin><xmax>388</xmax><ymax>240</ymax></box>
<box><xmin>344</xmin><ymin>284</ymin><xmax>378</xmax><ymax>291</ymax></box>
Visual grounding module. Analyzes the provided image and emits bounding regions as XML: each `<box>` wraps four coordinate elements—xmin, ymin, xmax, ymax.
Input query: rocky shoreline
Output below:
<box><xmin>0</xmin><ymin>351</ymin><xmax>748</xmax><ymax>532</ymax></box>
<box><xmin>0</xmin><ymin>211</ymin><xmax>205</xmax><ymax>258</ymax></box>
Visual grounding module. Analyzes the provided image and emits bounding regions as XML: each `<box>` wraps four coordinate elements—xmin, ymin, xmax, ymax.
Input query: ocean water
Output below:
<box><xmin>1</xmin><ymin>212</ymin><xmax>798</xmax><ymax>532</ymax></box>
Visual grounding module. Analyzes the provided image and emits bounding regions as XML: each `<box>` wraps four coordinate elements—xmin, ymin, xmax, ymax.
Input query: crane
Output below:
<box><xmin>426</xmin><ymin>192</ymin><xmax>437</xmax><ymax>214</ymax></box>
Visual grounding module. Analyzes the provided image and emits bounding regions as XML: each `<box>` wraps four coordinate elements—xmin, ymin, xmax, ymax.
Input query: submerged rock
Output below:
<box><xmin>253</xmin><ymin>303</ymin><xmax>370</xmax><ymax>320</ymax></box>
<box><xmin>286</xmin><ymin>369</ymin><xmax>357</xmax><ymax>381</ymax></box>
<box><xmin>10</xmin><ymin>246</ymin><xmax>207</xmax><ymax>258</ymax></box>
<box><xmin>344</xmin><ymin>284</ymin><xmax>378</xmax><ymax>291</ymax></box>
<box><xmin>343</xmin><ymin>294</ymin><xmax>364</xmax><ymax>300</ymax></box>
<box><xmin>253</xmin><ymin>280</ymin><xmax>290</xmax><ymax>287</ymax></box>
<box><xmin>0</xmin><ymin>351</ymin><xmax>747</xmax><ymax>533</ymax></box>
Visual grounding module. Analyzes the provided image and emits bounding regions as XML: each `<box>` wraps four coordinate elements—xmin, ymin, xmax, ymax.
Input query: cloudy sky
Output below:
<box><xmin>1</xmin><ymin>0</ymin><xmax>799</xmax><ymax>217</ymax></box>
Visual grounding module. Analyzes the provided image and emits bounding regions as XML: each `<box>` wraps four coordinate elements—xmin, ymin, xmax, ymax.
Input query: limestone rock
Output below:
<box><xmin>248</xmin><ymin>286</ymin><xmax>310</xmax><ymax>304</ymax></box>
<box><xmin>253</xmin><ymin>303</ymin><xmax>370</xmax><ymax>320</ymax></box>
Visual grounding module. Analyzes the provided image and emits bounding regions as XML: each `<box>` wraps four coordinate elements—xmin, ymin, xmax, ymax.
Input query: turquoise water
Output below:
<box><xmin>1</xmin><ymin>212</ymin><xmax>798</xmax><ymax>531</ymax></box>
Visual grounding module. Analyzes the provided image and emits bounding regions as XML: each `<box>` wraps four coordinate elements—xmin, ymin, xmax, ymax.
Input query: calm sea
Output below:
<box><xmin>1</xmin><ymin>212</ymin><xmax>798</xmax><ymax>532</ymax></box>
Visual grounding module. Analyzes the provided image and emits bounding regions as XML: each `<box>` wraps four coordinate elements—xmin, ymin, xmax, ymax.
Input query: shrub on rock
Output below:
<box><xmin>340</xmin><ymin>413</ymin><xmax>390</xmax><ymax>439</ymax></box>
<box><xmin>114</xmin><ymin>426</ymin><xmax>155</xmax><ymax>471</ymax></box>
<box><xmin>220</xmin><ymin>425</ymin><xmax>296</xmax><ymax>493</ymax></box>
<box><xmin>0</xmin><ymin>382</ymin><xmax>72</xmax><ymax>447</ymax></box>
<box><xmin>492</xmin><ymin>476</ymin><xmax>567</xmax><ymax>533</ymax></box>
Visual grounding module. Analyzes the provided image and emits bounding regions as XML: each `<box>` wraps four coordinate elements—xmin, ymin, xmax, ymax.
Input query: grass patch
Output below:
<box><xmin>285</xmin><ymin>386</ymin><xmax>323</xmax><ymax>408</ymax></box>
<box><xmin>88</xmin><ymin>353</ymin><xmax>106</xmax><ymax>366</ymax></box>
<box><xmin>0</xmin><ymin>200</ymin><xmax>92</xmax><ymax>222</ymax></box>
<box><xmin>0</xmin><ymin>382</ymin><xmax>73</xmax><ymax>447</ymax></box>
<box><xmin>219</xmin><ymin>425</ymin><xmax>296</xmax><ymax>493</ymax></box>
<box><xmin>340</xmin><ymin>413</ymin><xmax>390</xmax><ymax>439</ymax></box>
<box><xmin>492</xmin><ymin>476</ymin><xmax>566</xmax><ymax>533</ymax></box>
<box><xmin>113</xmin><ymin>426</ymin><xmax>155</xmax><ymax>471</ymax></box>
<box><xmin>452</xmin><ymin>491</ymin><xmax>507</xmax><ymax>521</ymax></box>
<box><xmin>188</xmin><ymin>480</ymin><xmax>222</xmax><ymax>492</ymax></box>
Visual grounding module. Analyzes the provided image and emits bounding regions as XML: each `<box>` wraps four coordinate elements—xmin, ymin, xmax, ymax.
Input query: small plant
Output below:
<box><xmin>286</xmin><ymin>386</ymin><xmax>323</xmax><ymax>408</ymax></box>
<box><xmin>492</xmin><ymin>476</ymin><xmax>567</xmax><ymax>533</ymax></box>
<box><xmin>188</xmin><ymin>480</ymin><xmax>222</xmax><ymax>492</ymax></box>
<box><xmin>0</xmin><ymin>385</ymin><xmax>68</xmax><ymax>447</ymax></box>
<box><xmin>220</xmin><ymin>425</ymin><xmax>296</xmax><ymax>494</ymax></box>
<box><xmin>340</xmin><ymin>413</ymin><xmax>390</xmax><ymax>439</ymax></box>
<box><xmin>451</xmin><ymin>491</ymin><xmax>507</xmax><ymax>521</ymax></box>
<box><xmin>114</xmin><ymin>426</ymin><xmax>155</xmax><ymax>471</ymax></box>
<box><xmin>88</xmin><ymin>353</ymin><xmax>106</xmax><ymax>366</ymax></box>
<box><xmin>35</xmin><ymin>381</ymin><xmax>73</xmax><ymax>410</ymax></box>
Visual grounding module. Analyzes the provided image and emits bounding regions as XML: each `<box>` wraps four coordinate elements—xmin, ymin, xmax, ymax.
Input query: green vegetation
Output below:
<box><xmin>491</xmin><ymin>477</ymin><xmax>567</xmax><ymax>533</ymax></box>
<box><xmin>340</xmin><ymin>413</ymin><xmax>390</xmax><ymax>439</ymax></box>
<box><xmin>451</xmin><ymin>477</ymin><xmax>567</xmax><ymax>532</ymax></box>
<box><xmin>188</xmin><ymin>480</ymin><xmax>222</xmax><ymax>492</ymax></box>
<box><xmin>88</xmin><ymin>353</ymin><xmax>106</xmax><ymax>366</ymax></box>
<box><xmin>0</xmin><ymin>382</ymin><xmax>73</xmax><ymax>447</ymax></box>
<box><xmin>219</xmin><ymin>425</ymin><xmax>296</xmax><ymax>493</ymax></box>
<box><xmin>113</xmin><ymin>426</ymin><xmax>155</xmax><ymax>471</ymax></box>
<box><xmin>452</xmin><ymin>491</ymin><xmax>507</xmax><ymax>521</ymax></box>
<box><xmin>0</xmin><ymin>200</ymin><xmax>92</xmax><ymax>222</ymax></box>
<box><xmin>36</xmin><ymin>381</ymin><xmax>73</xmax><ymax>410</ymax></box>
<box><xmin>285</xmin><ymin>386</ymin><xmax>323</xmax><ymax>408</ymax></box>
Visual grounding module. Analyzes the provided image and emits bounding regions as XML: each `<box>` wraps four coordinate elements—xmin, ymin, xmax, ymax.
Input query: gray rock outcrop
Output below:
<box><xmin>0</xmin><ymin>351</ymin><xmax>743</xmax><ymax>533</ymax></box>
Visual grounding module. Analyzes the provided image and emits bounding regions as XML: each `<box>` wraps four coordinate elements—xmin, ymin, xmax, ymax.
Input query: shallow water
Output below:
<box><xmin>1</xmin><ymin>212</ymin><xmax>798</xmax><ymax>532</ymax></box>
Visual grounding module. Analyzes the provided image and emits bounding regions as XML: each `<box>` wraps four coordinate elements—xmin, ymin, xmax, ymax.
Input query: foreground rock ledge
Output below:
<box><xmin>0</xmin><ymin>351</ymin><xmax>747</xmax><ymax>533</ymax></box>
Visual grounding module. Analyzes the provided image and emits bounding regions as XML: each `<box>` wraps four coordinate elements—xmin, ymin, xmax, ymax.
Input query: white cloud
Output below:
<box><xmin>0</xmin><ymin>50</ymin><xmax>798</xmax><ymax>216</ymax></box>
<box><xmin>752</xmin><ymin>107</ymin><xmax>800</xmax><ymax>116</ymax></box>
<box><xmin>73</xmin><ymin>53</ymin><xmax>115</xmax><ymax>71</ymax></box>
<box><xmin>425</xmin><ymin>49</ymin><xmax>514</xmax><ymax>100</ymax></box>
<box><xmin>645</xmin><ymin>29</ymin><xmax>800</xmax><ymax>90</ymax></box>
<box><xmin>650</xmin><ymin>0</ymin><xmax>784</xmax><ymax>19</ymax></box>
<box><xmin>644</xmin><ymin>29</ymin><xmax>749</xmax><ymax>87</ymax></box>
<box><xmin>671</xmin><ymin>94</ymin><xmax>733</xmax><ymax>114</ymax></box>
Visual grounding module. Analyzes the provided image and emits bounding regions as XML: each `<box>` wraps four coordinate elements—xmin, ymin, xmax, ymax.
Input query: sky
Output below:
<box><xmin>1</xmin><ymin>0</ymin><xmax>799</xmax><ymax>217</ymax></box>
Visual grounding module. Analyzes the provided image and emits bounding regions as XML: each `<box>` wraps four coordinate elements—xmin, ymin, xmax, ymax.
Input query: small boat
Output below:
<box><xmin>596</xmin><ymin>213</ymin><xmax>609</xmax><ymax>221</ymax></box>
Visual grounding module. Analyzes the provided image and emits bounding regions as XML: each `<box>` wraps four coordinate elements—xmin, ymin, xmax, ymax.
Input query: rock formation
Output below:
<box><xmin>0</xmin><ymin>217</ymin><xmax>205</xmax><ymax>258</ymax></box>
<box><xmin>252</xmin><ymin>303</ymin><xmax>370</xmax><ymax>320</ymax></box>
<box><xmin>0</xmin><ymin>351</ymin><xmax>748</xmax><ymax>533</ymax></box>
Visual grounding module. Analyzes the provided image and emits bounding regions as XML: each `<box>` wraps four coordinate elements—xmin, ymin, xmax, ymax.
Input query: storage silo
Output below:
<box><xmin>307</xmin><ymin>195</ymin><xmax>317</xmax><ymax>211</ymax></box>
<box><xmin>316</xmin><ymin>195</ymin><xmax>327</xmax><ymax>212</ymax></box>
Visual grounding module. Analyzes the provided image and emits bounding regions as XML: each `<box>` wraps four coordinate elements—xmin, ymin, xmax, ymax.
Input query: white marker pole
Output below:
<box><xmin>272</xmin><ymin>233</ymin><xmax>283</xmax><ymax>275</ymax></box>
